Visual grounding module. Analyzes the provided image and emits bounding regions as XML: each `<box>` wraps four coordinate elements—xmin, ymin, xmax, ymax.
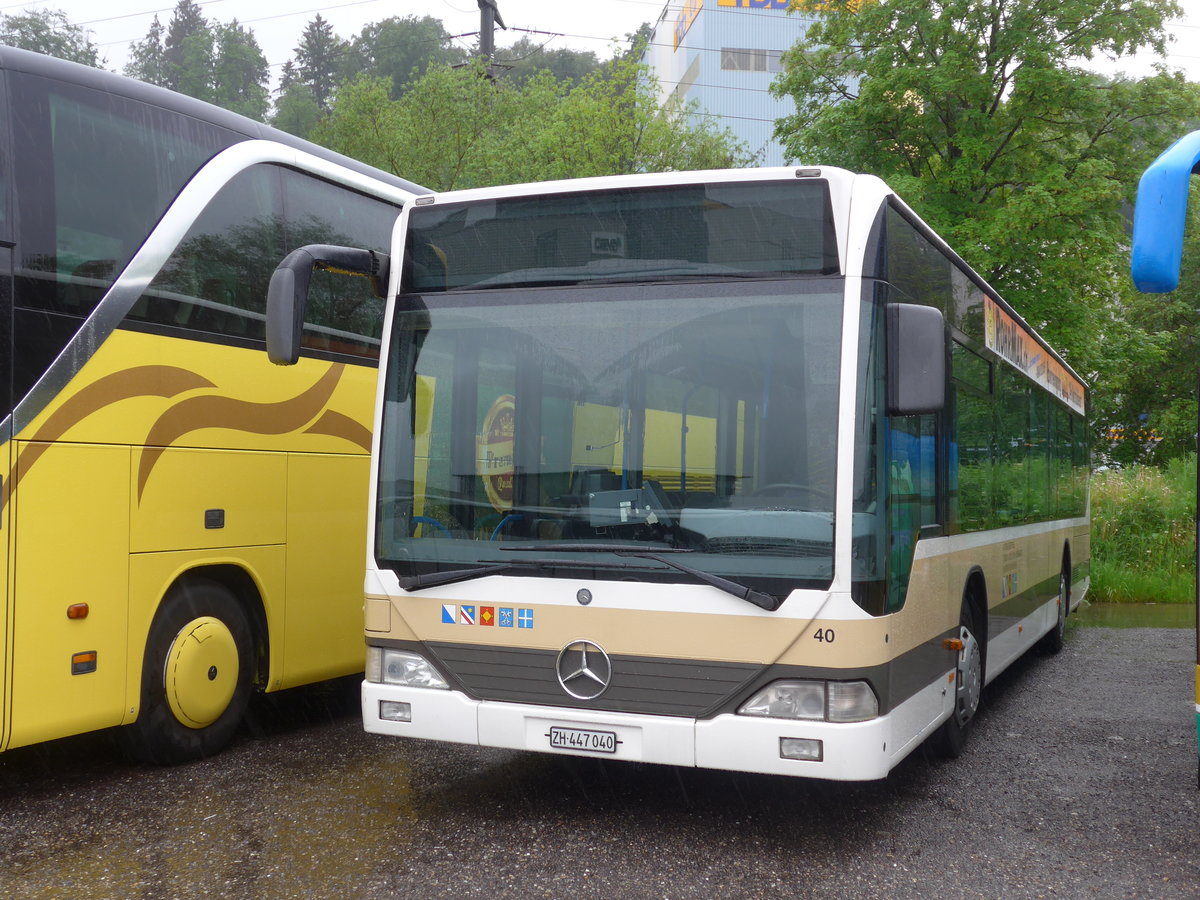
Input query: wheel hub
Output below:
<box><xmin>164</xmin><ymin>616</ymin><xmax>240</xmax><ymax>729</ymax></box>
<box><xmin>955</xmin><ymin>626</ymin><xmax>982</xmax><ymax>726</ymax></box>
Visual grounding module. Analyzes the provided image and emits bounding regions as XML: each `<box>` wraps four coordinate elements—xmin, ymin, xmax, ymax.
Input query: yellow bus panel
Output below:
<box><xmin>282</xmin><ymin>452</ymin><xmax>370</xmax><ymax>687</ymax></box>
<box><xmin>9</xmin><ymin>442</ymin><xmax>131</xmax><ymax>749</ymax></box>
<box><xmin>130</xmin><ymin>448</ymin><xmax>287</xmax><ymax>553</ymax></box>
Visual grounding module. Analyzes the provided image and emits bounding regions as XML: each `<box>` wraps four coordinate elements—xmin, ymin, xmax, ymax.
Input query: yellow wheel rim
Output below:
<box><xmin>164</xmin><ymin>616</ymin><xmax>239</xmax><ymax>729</ymax></box>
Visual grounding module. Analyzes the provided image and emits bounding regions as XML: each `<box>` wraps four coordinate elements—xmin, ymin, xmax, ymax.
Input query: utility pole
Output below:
<box><xmin>477</xmin><ymin>0</ymin><xmax>507</xmax><ymax>71</ymax></box>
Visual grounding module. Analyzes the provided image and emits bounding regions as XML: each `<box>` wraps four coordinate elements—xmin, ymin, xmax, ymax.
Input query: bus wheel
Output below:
<box><xmin>1038</xmin><ymin>564</ymin><xmax>1069</xmax><ymax>655</ymax></box>
<box><xmin>932</xmin><ymin>602</ymin><xmax>983</xmax><ymax>759</ymax></box>
<box><xmin>121</xmin><ymin>579</ymin><xmax>254</xmax><ymax>764</ymax></box>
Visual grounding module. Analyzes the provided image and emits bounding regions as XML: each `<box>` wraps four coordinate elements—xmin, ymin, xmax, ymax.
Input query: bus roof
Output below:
<box><xmin>1132</xmin><ymin>130</ymin><xmax>1200</xmax><ymax>294</ymax></box>
<box><xmin>0</xmin><ymin>44</ymin><xmax>429</xmax><ymax>198</ymax></box>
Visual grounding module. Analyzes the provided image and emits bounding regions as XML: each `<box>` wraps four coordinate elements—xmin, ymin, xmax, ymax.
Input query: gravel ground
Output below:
<box><xmin>0</xmin><ymin>624</ymin><xmax>1195</xmax><ymax>899</ymax></box>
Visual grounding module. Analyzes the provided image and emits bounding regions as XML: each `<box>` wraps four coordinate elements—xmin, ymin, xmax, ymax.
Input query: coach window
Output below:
<box><xmin>282</xmin><ymin>169</ymin><xmax>401</xmax><ymax>360</ymax></box>
<box><xmin>133</xmin><ymin>165</ymin><xmax>282</xmax><ymax>341</ymax></box>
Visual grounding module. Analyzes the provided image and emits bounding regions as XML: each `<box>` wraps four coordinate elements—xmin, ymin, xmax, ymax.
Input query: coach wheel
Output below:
<box><xmin>121</xmin><ymin>579</ymin><xmax>254</xmax><ymax>764</ymax></box>
<box><xmin>933</xmin><ymin>600</ymin><xmax>983</xmax><ymax>759</ymax></box>
<box><xmin>1039</xmin><ymin>564</ymin><xmax>1069</xmax><ymax>655</ymax></box>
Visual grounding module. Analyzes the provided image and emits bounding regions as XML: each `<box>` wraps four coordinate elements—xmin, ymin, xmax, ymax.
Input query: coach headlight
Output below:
<box><xmin>738</xmin><ymin>679</ymin><xmax>878</xmax><ymax>722</ymax></box>
<box><xmin>739</xmin><ymin>681</ymin><xmax>826</xmax><ymax>720</ymax></box>
<box><xmin>366</xmin><ymin>646</ymin><xmax>449</xmax><ymax>689</ymax></box>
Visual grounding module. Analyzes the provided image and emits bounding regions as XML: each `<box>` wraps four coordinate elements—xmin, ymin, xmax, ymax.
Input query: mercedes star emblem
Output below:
<box><xmin>555</xmin><ymin>640</ymin><xmax>612</xmax><ymax>700</ymax></box>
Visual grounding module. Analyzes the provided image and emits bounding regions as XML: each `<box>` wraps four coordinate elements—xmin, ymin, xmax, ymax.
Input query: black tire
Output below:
<box><xmin>1038</xmin><ymin>563</ymin><xmax>1069</xmax><ymax>655</ymax></box>
<box><xmin>932</xmin><ymin>600</ymin><xmax>984</xmax><ymax>759</ymax></box>
<box><xmin>120</xmin><ymin>579</ymin><xmax>254</xmax><ymax>765</ymax></box>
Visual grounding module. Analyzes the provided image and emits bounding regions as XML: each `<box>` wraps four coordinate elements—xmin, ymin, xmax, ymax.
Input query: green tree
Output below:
<box><xmin>212</xmin><ymin>21</ymin><xmax>269</xmax><ymax>120</ymax></box>
<box><xmin>272</xmin><ymin>81</ymin><xmax>324</xmax><ymax>139</ymax></box>
<box><xmin>772</xmin><ymin>0</ymin><xmax>1200</xmax><ymax>443</ymax></box>
<box><xmin>125</xmin><ymin>14</ymin><xmax>168</xmax><ymax>85</ymax></box>
<box><xmin>294</xmin><ymin>14</ymin><xmax>345</xmax><ymax>111</ymax></box>
<box><xmin>496</xmin><ymin>36</ymin><xmax>599</xmax><ymax>87</ymax></box>
<box><xmin>163</xmin><ymin>0</ymin><xmax>209</xmax><ymax>93</ymax></box>
<box><xmin>342</xmin><ymin>15</ymin><xmax>464</xmax><ymax>99</ymax></box>
<box><xmin>1</xmin><ymin>8</ymin><xmax>101</xmax><ymax>66</ymax></box>
<box><xmin>314</xmin><ymin>57</ymin><xmax>752</xmax><ymax>191</ymax></box>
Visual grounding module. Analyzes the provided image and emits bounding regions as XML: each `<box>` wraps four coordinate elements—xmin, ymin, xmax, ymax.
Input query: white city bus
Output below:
<box><xmin>269</xmin><ymin>167</ymin><xmax>1090</xmax><ymax>781</ymax></box>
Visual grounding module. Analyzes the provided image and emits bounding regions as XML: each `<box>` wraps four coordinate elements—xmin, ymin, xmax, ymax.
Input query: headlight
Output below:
<box><xmin>739</xmin><ymin>681</ymin><xmax>826</xmax><ymax>720</ymax></box>
<box><xmin>738</xmin><ymin>679</ymin><xmax>878</xmax><ymax>722</ymax></box>
<box><xmin>365</xmin><ymin>647</ymin><xmax>449</xmax><ymax>689</ymax></box>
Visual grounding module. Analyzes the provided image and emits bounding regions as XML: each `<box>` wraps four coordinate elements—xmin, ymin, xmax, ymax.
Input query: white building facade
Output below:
<box><xmin>641</xmin><ymin>0</ymin><xmax>822</xmax><ymax>166</ymax></box>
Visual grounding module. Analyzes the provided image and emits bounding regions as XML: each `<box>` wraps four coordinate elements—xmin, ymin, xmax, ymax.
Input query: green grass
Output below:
<box><xmin>1090</xmin><ymin>455</ymin><xmax>1196</xmax><ymax>603</ymax></box>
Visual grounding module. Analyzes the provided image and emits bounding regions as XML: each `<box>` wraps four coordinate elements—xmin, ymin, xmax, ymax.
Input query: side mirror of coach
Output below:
<box><xmin>266</xmin><ymin>244</ymin><xmax>390</xmax><ymax>365</ymax></box>
<box><xmin>886</xmin><ymin>302</ymin><xmax>946</xmax><ymax>415</ymax></box>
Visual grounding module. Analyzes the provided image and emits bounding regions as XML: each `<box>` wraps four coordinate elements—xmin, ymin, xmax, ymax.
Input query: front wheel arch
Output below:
<box><xmin>120</xmin><ymin>573</ymin><xmax>262</xmax><ymax>764</ymax></box>
<box><xmin>931</xmin><ymin>578</ymin><xmax>987</xmax><ymax>759</ymax></box>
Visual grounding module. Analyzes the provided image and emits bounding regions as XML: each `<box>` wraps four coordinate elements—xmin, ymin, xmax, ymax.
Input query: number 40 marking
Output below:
<box><xmin>813</xmin><ymin>628</ymin><xmax>836</xmax><ymax>643</ymax></box>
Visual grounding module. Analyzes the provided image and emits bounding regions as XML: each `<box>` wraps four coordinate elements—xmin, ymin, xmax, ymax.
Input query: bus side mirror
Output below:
<box><xmin>266</xmin><ymin>244</ymin><xmax>391</xmax><ymax>365</ymax></box>
<box><xmin>886</xmin><ymin>303</ymin><xmax>945</xmax><ymax>415</ymax></box>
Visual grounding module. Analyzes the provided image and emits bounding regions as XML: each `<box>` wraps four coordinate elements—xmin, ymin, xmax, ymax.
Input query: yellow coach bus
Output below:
<box><xmin>0</xmin><ymin>47</ymin><xmax>424</xmax><ymax>763</ymax></box>
<box><xmin>270</xmin><ymin>167</ymin><xmax>1090</xmax><ymax>781</ymax></box>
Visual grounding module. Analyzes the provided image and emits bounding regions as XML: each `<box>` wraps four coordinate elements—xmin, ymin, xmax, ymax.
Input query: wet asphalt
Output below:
<box><xmin>0</xmin><ymin>624</ymin><xmax>1196</xmax><ymax>899</ymax></box>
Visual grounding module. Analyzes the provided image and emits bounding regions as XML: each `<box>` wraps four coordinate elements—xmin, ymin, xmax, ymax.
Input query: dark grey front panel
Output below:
<box><xmin>426</xmin><ymin>641</ymin><xmax>764</xmax><ymax>718</ymax></box>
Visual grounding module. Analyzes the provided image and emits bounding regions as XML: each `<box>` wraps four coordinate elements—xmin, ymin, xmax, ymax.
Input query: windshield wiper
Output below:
<box><xmin>397</xmin><ymin>556</ymin><xmax>640</xmax><ymax>591</ymax></box>
<box><xmin>500</xmin><ymin>544</ymin><xmax>782</xmax><ymax>611</ymax></box>
<box><xmin>398</xmin><ymin>563</ymin><xmax>522</xmax><ymax>591</ymax></box>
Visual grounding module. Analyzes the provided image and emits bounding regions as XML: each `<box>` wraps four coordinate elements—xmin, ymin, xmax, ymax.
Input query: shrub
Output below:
<box><xmin>1090</xmin><ymin>456</ymin><xmax>1196</xmax><ymax>603</ymax></box>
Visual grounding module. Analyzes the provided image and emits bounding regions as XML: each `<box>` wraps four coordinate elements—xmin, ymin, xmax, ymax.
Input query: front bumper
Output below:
<box><xmin>361</xmin><ymin>679</ymin><xmax>950</xmax><ymax>781</ymax></box>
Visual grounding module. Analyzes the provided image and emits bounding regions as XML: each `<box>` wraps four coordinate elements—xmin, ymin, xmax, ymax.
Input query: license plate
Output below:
<box><xmin>547</xmin><ymin>726</ymin><xmax>618</xmax><ymax>754</ymax></box>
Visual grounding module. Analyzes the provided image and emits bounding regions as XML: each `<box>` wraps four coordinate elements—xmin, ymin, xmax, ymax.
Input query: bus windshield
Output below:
<box><xmin>376</xmin><ymin>276</ymin><xmax>843</xmax><ymax>599</ymax></box>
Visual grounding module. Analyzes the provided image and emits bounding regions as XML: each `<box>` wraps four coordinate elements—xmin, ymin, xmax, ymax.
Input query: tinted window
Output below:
<box><xmin>284</xmin><ymin>169</ymin><xmax>400</xmax><ymax>359</ymax></box>
<box><xmin>885</xmin><ymin>205</ymin><xmax>952</xmax><ymax>311</ymax></box>
<box><xmin>11</xmin><ymin>72</ymin><xmax>237</xmax><ymax>316</ymax></box>
<box><xmin>131</xmin><ymin>164</ymin><xmax>400</xmax><ymax>360</ymax></box>
<box><xmin>9</xmin><ymin>70</ymin><xmax>239</xmax><ymax>403</ymax></box>
<box><xmin>405</xmin><ymin>181</ymin><xmax>839</xmax><ymax>293</ymax></box>
<box><xmin>135</xmin><ymin>165</ymin><xmax>282</xmax><ymax>340</ymax></box>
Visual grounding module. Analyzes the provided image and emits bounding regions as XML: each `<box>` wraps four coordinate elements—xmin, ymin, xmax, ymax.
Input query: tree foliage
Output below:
<box><xmin>314</xmin><ymin>56</ymin><xmax>752</xmax><ymax>191</ymax></box>
<box><xmin>126</xmin><ymin>4</ymin><xmax>269</xmax><ymax>121</ymax></box>
<box><xmin>495</xmin><ymin>36</ymin><xmax>600</xmax><ymax>87</ymax></box>
<box><xmin>1</xmin><ymin>7</ymin><xmax>101</xmax><ymax>66</ymax></box>
<box><xmin>772</xmin><ymin>0</ymin><xmax>1200</xmax><ymax>450</ymax></box>
<box><xmin>211</xmin><ymin>21</ymin><xmax>270</xmax><ymax>121</ymax></box>
<box><xmin>342</xmin><ymin>15</ymin><xmax>465</xmax><ymax>99</ymax></box>
<box><xmin>125</xmin><ymin>15</ymin><xmax>168</xmax><ymax>85</ymax></box>
<box><xmin>163</xmin><ymin>0</ymin><xmax>207</xmax><ymax>92</ymax></box>
<box><xmin>294</xmin><ymin>14</ymin><xmax>345</xmax><ymax>111</ymax></box>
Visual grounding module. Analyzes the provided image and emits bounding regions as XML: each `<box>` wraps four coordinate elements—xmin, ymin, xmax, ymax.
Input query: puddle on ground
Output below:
<box><xmin>1074</xmin><ymin>601</ymin><xmax>1194</xmax><ymax>629</ymax></box>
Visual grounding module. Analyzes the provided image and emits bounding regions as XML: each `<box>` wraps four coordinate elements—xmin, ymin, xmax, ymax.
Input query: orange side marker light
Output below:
<box><xmin>67</xmin><ymin>603</ymin><xmax>89</xmax><ymax>619</ymax></box>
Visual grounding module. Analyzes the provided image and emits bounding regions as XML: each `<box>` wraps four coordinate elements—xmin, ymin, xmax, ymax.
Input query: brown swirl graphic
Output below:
<box><xmin>137</xmin><ymin>364</ymin><xmax>347</xmax><ymax>501</ymax></box>
<box><xmin>4</xmin><ymin>366</ymin><xmax>216</xmax><ymax>509</ymax></box>
<box><xmin>304</xmin><ymin>409</ymin><xmax>372</xmax><ymax>452</ymax></box>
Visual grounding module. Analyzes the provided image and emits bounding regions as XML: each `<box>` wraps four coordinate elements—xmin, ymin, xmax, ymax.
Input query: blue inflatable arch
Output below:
<box><xmin>1132</xmin><ymin>130</ymin><xmax>1200</xmax><ymax>293</ymax></box>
